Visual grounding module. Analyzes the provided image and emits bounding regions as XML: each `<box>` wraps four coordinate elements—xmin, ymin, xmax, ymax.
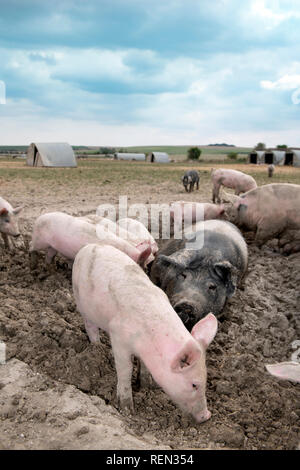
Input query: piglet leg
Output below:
<box><xmin>110</xmin><ymin>334</ymin><xmax>134</xmax><ymax>412</ymax></box>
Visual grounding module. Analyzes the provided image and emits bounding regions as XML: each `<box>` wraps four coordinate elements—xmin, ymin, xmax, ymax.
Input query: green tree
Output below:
<box><xmin>187</xmin><ymin>147</ymin><xmax>202</xmax><ymax>160</ymax></box>
<box><xmin>227</xmin><ymin>152</ymin><xmax>238</xmax><ymax>160</ymax></box>
<box><xmin>276</xmin><ymin>144</ymin><xmax>287</xmax><ymax>149</ymax></box>
<box><xmin>255</xmin><ymin>142</ymin><xmax>266</xmax><ymax>150</ymax></box>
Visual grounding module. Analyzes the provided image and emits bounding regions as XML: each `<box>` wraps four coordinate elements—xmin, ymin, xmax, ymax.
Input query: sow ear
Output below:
<box><xmin>158</xmin><ymin>254</ymin><xmax>186</xmax><ymax>270</ymax></box>
<box><xmin>191</xmin><ymin>313</ymin><xmax>218</xmax><ymax>350</ymax></box>
<box><xmin>13</xmin><ymin>206</ymin><xmax>23</xmax><ymax>215</ymax></box>
<box><xmin>214</xmin><ymin>260</ymin><xmax>239</xmax><ymax>297</ymax></box>
<box><xmin>0</xmin><ymin>208</ymin><xmax>9</xmax><ymax>217</ymax></box>
<box><xmin>171</xmin><ymin>339</ymin><xmax>202</xmax><ymax>373</ymax></box>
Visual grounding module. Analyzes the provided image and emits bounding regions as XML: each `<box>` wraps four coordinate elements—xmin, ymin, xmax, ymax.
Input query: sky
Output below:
<box><xmin>0</xmin><ymin>0</ymin><xmax>300</xmax><ymax>147</ymax></box>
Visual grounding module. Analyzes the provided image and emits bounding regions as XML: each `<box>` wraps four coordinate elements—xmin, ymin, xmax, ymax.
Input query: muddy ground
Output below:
<box><xmin>0</xmin><ymin>162</ymin><xmax>299</xmax><ymax>450</ymax></box>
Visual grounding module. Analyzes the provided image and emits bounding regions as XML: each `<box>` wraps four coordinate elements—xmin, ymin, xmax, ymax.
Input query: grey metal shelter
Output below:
<box><xmin>26</xmin><ymin>142</ymin><xmax>77</xmax><ymax>167</ymax></box>
<box><xmin>263</xmin><ymin>150</ymin><xmax>286</xmax><ymax>165</ymax></box>
<box><xmin>148</xmin><ymin>152</ymin><xmax>170</xmax><ymax>163</ymax></box>
<box><xmin>114</xmin><ymin>153</ymin><xmax>146</xmax><ymax>161</ymax></box>
<box><xmin>248</xmin><ymin>150</ymin><xmax>265</xmax><ymax>164</ymax></box>
<box><xmin>284</xmin><ymin>148</ymin><xmax>300</xmax><ymax>167</ymax></box>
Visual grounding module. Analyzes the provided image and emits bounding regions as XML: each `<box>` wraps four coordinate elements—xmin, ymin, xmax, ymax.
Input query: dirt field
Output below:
<box><xmin>0</xmin><ymin>160</ymin><xmax>299</xmax><ymax>450</ymax></box>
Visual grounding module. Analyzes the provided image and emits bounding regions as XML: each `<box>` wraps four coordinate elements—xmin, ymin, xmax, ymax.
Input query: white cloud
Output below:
<box><xmin>261</xmin><ymin>74</ymin><xmax>300</xmax><ymax>90</ymax></box>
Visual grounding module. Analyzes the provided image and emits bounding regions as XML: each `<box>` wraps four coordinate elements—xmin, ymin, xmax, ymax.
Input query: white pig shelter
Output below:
<box><xmin>148</xmin><ymin>152</ymin><xmax>170</xmax><ymax>163</ymax></box>
<box><xmin>248</xmin><ymin>150</ymin><xmax>265</xmax><ymax>164</ymax></box>
<box><xmin>284</xmin><ymin>148</ymin><xmax>300</xmax><ymax>167</ymax></box>
<box><xmin>263</xmin><ymin>150</ymin><xmax>286</xmax><ymax>165</ymax></box>
<box><xmin>26</xmin><ymin>142</ymin><xmax>77</xmax><ymax>167</ymax></box>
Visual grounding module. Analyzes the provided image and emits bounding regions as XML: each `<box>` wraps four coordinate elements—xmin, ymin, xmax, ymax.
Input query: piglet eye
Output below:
<box><xmin>192</xmin><ymin>383</ymin><xmax>199</xmax><ymax>390</ymax></box>
<box><xmin>180</xmin><ymin>273</ymin><xmax>187</xmax><ymax>280</ymax></box>
<box><xmin>208</xmin><ymin>283</ymin><xmax>217</xmax><ymax>291</ymax></box>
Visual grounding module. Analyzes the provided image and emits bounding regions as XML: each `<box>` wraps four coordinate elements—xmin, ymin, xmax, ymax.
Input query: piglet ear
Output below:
<box><xmin>171</xmin><ymin>339</ymin><xmax>202</xmax><ymax>373</ymax></box>
<box><xmin>265</xmin><ymin>362</ymin><xmax>300</xmax><ymax>383</ymax></box>
<box><xmin>13</xmin><ymin>206</ymin><xmax>23</xmax><ymax>215</ymax></box>
<box><xmin>0</xmin><ymin>208</ymin><xmax>9</xmax><ymax>216</ymax></box>
<box><xmin>191</xmin><ymin>313</ymin><xmax>218</xmax><ymax>350</ymax></box>
<box><xmin>136</xmin><ymin>242</ymin><xmax>152</xmax><ymax>267</ymax></box>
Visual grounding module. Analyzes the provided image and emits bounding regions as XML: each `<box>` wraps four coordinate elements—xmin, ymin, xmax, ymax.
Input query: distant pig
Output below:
<box><xmin>170</xmin><ymin>201</ymin><xmax>225</xmax><ymax>226</ymax></box>
<box><xmin>150</xmin><ymin>220</ymin><xmax>248</xmax><ymax>330</ymax></box>
<box><xmin>0</xmin><ymin>196</ymin><xmax>23</xmax><ymax>250</ymax></box>
<box><xmin>211</xmin><ymin>168</ymin><xmax>257</xmax><ymax>203</ymax></box>
<box><xmin>73</xmin><ymin>243</ymin><xmax>218</xmax><ymax>423</ymax></box>
<box><xmin>268</xmin><ymin>164</ymin><xmax>275</xmax><ymax>178</ymax></box>
<box><xmin>266</xmin><ymin>362</ymin><xmax>300</xmax><ymax>383</ymax></box>
<box><xmin>182</xmin><ymin>170</ymin><xmax>200</xmax><ymax>192</ymax></box>
<box><xmin>225</xmin><ymin>183</ymin><xmax>300</xmax><ymax>253</ymax></box>
<box><xmin>29</xmin><ymin>212</ymin><xmax>151</xmax><ymax>269</ymax></box>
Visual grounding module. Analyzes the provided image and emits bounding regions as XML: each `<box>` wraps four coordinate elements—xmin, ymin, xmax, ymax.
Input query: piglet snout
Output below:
<box><xmin>194</xmin><ymin>408</ymin><xmax>211</xmax><ymax>423</ymax></box>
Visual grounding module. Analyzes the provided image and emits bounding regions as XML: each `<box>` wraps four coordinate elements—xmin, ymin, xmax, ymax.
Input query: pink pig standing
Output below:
<box><xmin>0</xmin><ymin>196</ymin><xmax>23</xmax><ymax>250</ymax></box>
<box><xmin>211</xmin><ymin>168</ymin><xmax>257</xmax><ymax>203</ymax></box>
<box><xmin>170</xmin><ymin>201</ymin><xmax>225</xmax><ymax>226</ymax></box>
<box><xmin>72</xmin><ymin>243</ymin><xmax>218</xmax><ymax>423</ymax></box>
<box><xmin>29</xmin><ymin>212</ymin><xmax>150</xmax><ymax>268</ymax></box>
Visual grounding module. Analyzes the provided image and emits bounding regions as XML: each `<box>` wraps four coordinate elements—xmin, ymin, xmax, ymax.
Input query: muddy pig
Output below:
<box><xmin>211</xmin><ymin>168</ymin><xmax>257</xmax><ymax>203</ymax></box>
<box><xmin>0</xmin><ymin>196</ymin><xmax>23</xmax><ymax>250</ymax></box>
<box><xmin>29</xmin><ymin>212</ymin><xmax>151</xmax><ymax>269</ymax></box>
<box><xmin>73</xmin><ymin>243</ymin><xmax>218</xmax><ymax>423</ymax></box>
<box><xmin>182</xmin><ymin>170</ymin><xmax>200</xmax><ymax>192</ymax></box>
<box><xmin>225</xmin><ymin>183</ymin><xmax>300</xmax><ymax>253</ymax></box>
<box><xmin>150</xmin><ymin>220</ymin><xmax>248</xmax><ymax>330</ymax></box>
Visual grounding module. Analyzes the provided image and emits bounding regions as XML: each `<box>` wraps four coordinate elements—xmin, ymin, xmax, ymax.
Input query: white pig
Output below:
<box><xmin>29</xmin><ymin>212</ymin><xmax>151</xmax><ymax>268</ymax></box>
<box><xmin>211</xmin><ymin>168</ymin><xmax>257</xmax><ymax>203</ymax></box>
<box><xmin>72</xmin><ymin>243</ymin><xmax>218</xmax><ymax>423</ymax></box>
<box><xmin>265</xmin><ymin>362</ymin><xmax>300</xmax><ymax>383</ymax></box>
<box><xmin>117</xmin><ymin>217</ymin><xmax>158</xmax><ymax>255</ymax></box>
<box><xmin>0</xmin><ymin>196</ymin><xmax>23</xmax><ymax>250</ymax></box>
<box><xmin>170</xmin><ymin>201</ymin><xmax>225</xmax><ymax>226</ymax></box>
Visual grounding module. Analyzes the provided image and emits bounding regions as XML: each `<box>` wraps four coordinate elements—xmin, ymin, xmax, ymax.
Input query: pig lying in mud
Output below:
<box><xmin>170</xmin><ymin>201</ymin><xmax>225</xmax><ymax>225</ymax></box>
<box><xmin>29</xmin><ymin>212</ymin><xmax>151</xmax><ymax>269</ymax></box>
<box><xmin>73</xmin><ymin>243</ymin><xmax>218</xmax><ymax>423</ymax></box>
<box><xmin>150</xmin><ymin>220</ymin><xmax>248</xmax><ymax>330</ymax></box>
<box><xmin>226</xmin><ymin>183</ymin><xmax>300</xmax><ymax>254</ymax></box>
<box><xmin>211</xmin><ymin>168</ymin><xmax>257</xmax><ymax>203</ymax></box>
<box><xmin>0</xmin><ymin>196</ymin><xmax>23</xmax><ymax>250</ymax></box>
<box><xmin>266</xmin><ymin>362</ymin><xmax>300</xmax><ymax>383</ymax></box>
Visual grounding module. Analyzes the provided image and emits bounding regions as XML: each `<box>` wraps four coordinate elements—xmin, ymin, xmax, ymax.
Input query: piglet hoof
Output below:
<box><xmin>118</xmin><ymin>396</ymin><xmax>135</xmax><ymax>415</ymax></box>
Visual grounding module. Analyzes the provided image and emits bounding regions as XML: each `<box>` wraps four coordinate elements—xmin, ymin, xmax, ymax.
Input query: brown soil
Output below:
<box><xmin>0</xmin><ymin>176</ymin><xmax>299</xmax><ymax>450</ymax></box>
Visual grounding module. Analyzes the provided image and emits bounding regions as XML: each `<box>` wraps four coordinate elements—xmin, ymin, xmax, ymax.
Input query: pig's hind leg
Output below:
<box><xmin>84</xmin><ymin>319</ymin><xmax>100</xmax><ymax>344</ymax></box>
<box><xmin>110</xmin><ymin>333</ymin><xmax>134</xmax><ymax>412</ymax></box>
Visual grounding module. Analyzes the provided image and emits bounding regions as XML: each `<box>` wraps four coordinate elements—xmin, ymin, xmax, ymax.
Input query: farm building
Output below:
<box><xmin>114</xmin><ymin>153</ymin><xmax>146</xmax><ymax>161</ymax></box>
<box><xmin>26</xmin><ymin>142</ymin><xmax>77</xmax><ymax>167</ymax></box>
<box><xmin>263</xmin><ymin>149</ymin><xmax>286</xmax><ymax>165</ymax></box>
<box><xmin>284</xmin><ymin>148</ymin><xmax>300</xmax><ymax>167</ymax></box>
<box><xmin>248</xmin><ymin>150</ymin><xmax>265</xmax><ymax>164</ymax></box>
<box><xmin>148</xmin><ymin>152</ymin><xmax>170</xmax><ymax>163</ymax></box>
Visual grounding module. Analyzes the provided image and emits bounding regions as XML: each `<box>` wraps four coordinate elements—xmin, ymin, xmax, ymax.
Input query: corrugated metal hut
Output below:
<box><xmin>114</xmin><ymin>153</ymin><xmax>146</xmax><ymax>161</ymax></box>
<box><xmin>284</xmin><ymin>149</ymin><xmax>300</xmax><ymax>167</ymax></box>
<box><xmin>148</xmin><ymin>152</ymin><xmax>170</xmax><ymax>163</ymax></box>
<box><xmin>263</xmin><ymin>149</ymin><xmax>286</xmax><ymax>165</ymax></box>
<box><xmin>26</xmin><ymin>142</ymin><xmax>77</xmax><ymax>167</ymax></box>
<box><xmin>248</xmin><ymin>150</ymin><xmax>265</xmax><ymax>164</ymax></box>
